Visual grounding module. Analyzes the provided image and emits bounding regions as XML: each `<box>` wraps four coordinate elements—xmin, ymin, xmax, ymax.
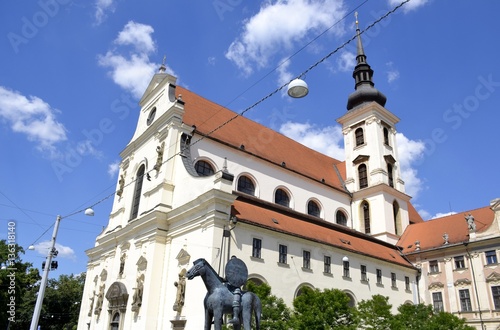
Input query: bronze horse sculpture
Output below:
<box><xmin>186</xmin><ymin>258</ymin><xmax>261</xmax><ymax>330</ymax></box>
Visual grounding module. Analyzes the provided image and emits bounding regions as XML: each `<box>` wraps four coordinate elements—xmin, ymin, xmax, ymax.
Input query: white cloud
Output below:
<box><xmin>107</xmin><ymin>160</ymin><xmax>120</xmax><ymax>177</ymax></box>
<box><xmin>337</xmin><ymin>50</ymin><xmax>356</xmax><ymax>72</ymax></box>
<box><xmin>225</xmin><ymin>0</ymin><xmax>346</xmax><ymax>75</ymax></box>
<box><xmin>432</xmin><ymin>211</ymin><xmax>457</xmax><ymax>219</ymax></box>
<box><xmin>94</xmin><ymin>0</ymin><xmax>116</xmax><ymax>25</ymax></box>
<box><xmin>98</xmin><ymin>21</ymin><xmax>177</xmax><ymax>99</ymax></box>
<box><xmin>396</xmin><ymin>132</ymin><xmax>425</xmax><ymax>199</ymax></box>
<box><xmin>116</xmin><ymin>21</ymin><xmax>156</xmax><ymax>53</ymax></box>
<box><xmin>386</xmin><ymin>61</ymin><xmax>400</xmax><ymax>83</ymax></box>
<box><xmin>388</xmin><ymin>0</ymin><xmax>429</xmax><ymax>13</ymax></box>
<box><xmin>34</xmin><ymin>241</ymin><xmax>76</xmax><ymax>260</ymax></box>
<box><xmin>0</xmin><ymin>86</ymin><xmax>67</xmax><ymax>155</ymax></box>
<box><xmin>279</xmin><ymin>121</ymin><xmax>345</xmax><ymax>160</ymax></box>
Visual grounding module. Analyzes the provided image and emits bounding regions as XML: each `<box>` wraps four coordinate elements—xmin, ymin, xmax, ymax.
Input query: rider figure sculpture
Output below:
<box><xmin>225</xmin><ymin>256</ymin><xmax>248</xmax><ymax>325</ymax></box>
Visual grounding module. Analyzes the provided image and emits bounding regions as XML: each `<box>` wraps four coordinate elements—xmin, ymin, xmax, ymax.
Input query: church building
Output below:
<box><xmin>77</xmin><ymin>21</ymin><xmax>500</xmax><ymax>330</ymax></box>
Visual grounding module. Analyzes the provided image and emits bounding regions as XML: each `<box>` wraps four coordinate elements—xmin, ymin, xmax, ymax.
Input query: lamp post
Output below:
<box><xmin>29</xmin><ymin>208</ymin><xmax>94</xmax><ymax>330</ymax></box>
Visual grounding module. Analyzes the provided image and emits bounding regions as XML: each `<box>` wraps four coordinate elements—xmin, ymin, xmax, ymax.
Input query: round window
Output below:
<box><xmin>147</xmin><ymin>107</ymin><xmax>156</xmax><ymax>126</ymax></box>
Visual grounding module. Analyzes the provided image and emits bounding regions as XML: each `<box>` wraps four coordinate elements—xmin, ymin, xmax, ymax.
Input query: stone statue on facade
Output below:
<box><xmin>173</xmin><ymin>269</ymin><xmax>187</xmax><ymax>312</ymax></box>
<box><xmin>94</xmin><ymin>284</ymin><xmax>105</xmax><ymax>316</ymax></box>
<box><xmin>465</xmin><ymin>213</ymin><xmax>476</xmax><ymax>231</ymax></box>
<box><xmin>119</xmin><ymin>254</ymin><xmax>126</xmax><ymax>276</ymax></box>
<box><xmin>153</xmin><ymin>142</ymin><xmax>165</xmax><ymax>173</ymax></box>
<box><xmin>131</xmin><ymin>274</ymin><xmax>144</xmax><ymax>312</ymax></box>
<box><xmin>88</xmin><ymin>290</ymin><xmax>95</xmax><ymax>316</ymax></box>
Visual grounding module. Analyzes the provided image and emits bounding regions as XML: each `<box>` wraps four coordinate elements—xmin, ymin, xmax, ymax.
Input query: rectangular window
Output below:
<box><xmin>376</xmin><ymin>269</ymin><xmax>382</xmax><ymax>284</ymax></box>
<box><xmin>459</xmin><ymin>289</ymin><xmax>472</xmax><ymax>312</ymax></box>
<box><xmin>343</xmin><ymin>260</ymin><xmax>350</xmax><ymax>278</ymax></box>
<box><xmin>432</xmin><ymin>292</ymin><xmax>444</xmax><ymax>312</ymax></box>
<box><xmin>252</xmin><ymin>238</ymin><xmax>262</xmax><ymax>259</ymax></box>
<box><xmin>361</xmin><ymin>265</ymin><xmax>367</xmax><ymax>281</ymax></box>
<box><xmin>429</xmin><ymin>260</ymin><xmax>439</xmax><ymax>273</ymax></box>
<box><xmin>455</xmin><ymin>256</ymin><xmax>465</xmax><ymax>269</ymax></box>
<box><xmin>486</xmin><ymin>250</ymin><xmax>498</xmax><ymax>265</ymax></box>
<box><xmin>492</xmin><ymin>286</ymin><xmax>500</xmax><ymax>310</ymax></box>
<box><xmin>278</xmin><ymin>244</ymin><xmax>287</xmax><ymax>264</ymax></box>
<box><xmin>391</xmin><ymin>272</ymin><xmax>397</xmax><ymax>288</ymax></box>
<box><xmin>405</xmin><ymin>276</ymin><xmax>410</xmax><ymax>291</ymax></box>
<box><xmin>324</xmin><ymin>256</ymin><xmax>331</xmax><ymax>274</ymax></box>
<box><xmin>303</xmin><ymin>250</ymin><xmax>311</xmax><ymax>269</ymax></box>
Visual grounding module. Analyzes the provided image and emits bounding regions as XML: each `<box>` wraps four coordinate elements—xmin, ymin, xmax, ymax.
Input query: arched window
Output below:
<box><xmin>393</xmin><ymin>201</ymin><xmax>402</xmax><ymax>236</ymax></box>
<box><xmin>307</xmin><ymin>200</ymin><xmax>321</xmax><ymax>217</ymax></box>
<box><xmin>362</xmin><ymin>201</ymin><xmax>370</xmax><ymax>234</ymax></box>
<box><xmin>358</xmin><ymin>164</ymin><xmax>368</xmax><ymax>189</ymax></box>
<box><xmin>345</xmin><ymin>292</ymin><xmax>356</xmax><ymax>308</ymax></box>
<box><xmin>237</xmin><ymin>175</ymin><xmax>255</xmax><ymax>195</ymax></box>
<box><xmin>383</xmin><ymin>127</ymin><xmax>390</xmax><ymax>146</ymax></box>
<box><xmin>355</xmin><ymin>128</ymin><xmax>364</xmax><ymax>146</ymax></box>
<box><xmin>275</xmin><ymin>188</ymin><xmax>290</xmax><ymax>207</ymax></box>
<box><xmin>130</xmin><ymin>165</ymin><xmax>145</xmax><ymax>220</ymax></box>
<box><xmin>194</xmin><ymin>160</ymin><xmax>214</xmax><ymax>176</ymax></box>
<box><xmin>387</xmin><ymin>163</ymin><xmax>394</xmax><ymax>188</ymax></box>
<box><xmin>336</xmin><ymin>210</ymin><xmax>347</xmax><ymax>226</ymax></box>
<box><xmin>110</xmin><ymin>312</ymin><xmax>120</xmax><ymax>330</ymax></box>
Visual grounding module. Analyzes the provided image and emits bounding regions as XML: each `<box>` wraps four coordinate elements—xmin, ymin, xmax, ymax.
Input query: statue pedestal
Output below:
<box><xmin>170</xmin><ymin>319</ymin><xmax>186</xmax><ymax>330</ymax></box>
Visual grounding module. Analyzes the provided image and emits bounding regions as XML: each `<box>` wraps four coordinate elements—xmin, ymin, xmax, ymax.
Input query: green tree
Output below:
<box><xmin>0</xmin><ymin>239</ymin><xmax>41</xmax><ymax>329</ymax></box>
<box><xmin>38</xmin><ymin>273</ymin><xmax>86</xmax><ymax>330</ymax></box>
<box><xmin>356</xmin><ymin>294</ymin><xmax>393</xmax><ymax>329</ymax></box>
<box><xmin>292</xmin><ymin>287</ymin><xmax>356</xmax><ymax>330</ymax></box>
<box><xmin>246</xmin><ymin>281</ymin><xmax>293</xmax><ymax>330</ymax></box>
<box><xmin>392</xmin><ymin>303</ymin><xmax>433</xmax><ymax>330</ymax></box>
<box><xmin>427</xmin><ymin>311</ymin><xmax>475</xmax><ymax>330</ymax></box>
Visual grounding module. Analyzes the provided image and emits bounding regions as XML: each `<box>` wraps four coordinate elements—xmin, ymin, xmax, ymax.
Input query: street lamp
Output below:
<box><xmin>29</xmin><ymin>208</ymin><xmax>94</xmax><ymax>330</ymax></box>
<box><xmin>287</xmin><ymin>78</ymin><xmax>309</xmax><ymax>98</ymax></box>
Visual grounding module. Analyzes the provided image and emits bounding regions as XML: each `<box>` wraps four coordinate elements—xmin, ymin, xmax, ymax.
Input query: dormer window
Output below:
<box><xmin>355</xmin><ymin>128</ymin><xmax>364</xmax><ymax>147</ymax></box>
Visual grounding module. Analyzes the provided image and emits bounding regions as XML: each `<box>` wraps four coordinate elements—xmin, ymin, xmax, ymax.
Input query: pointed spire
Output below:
<box><xmin>346</xmin><ymin>13</ymin><xmax>387</xmax><ymax>110</ymax></box>
<box><xmin>159</xmin><ymin>55</ymin><xmax>167</xmax><ymax>73</ymax></box>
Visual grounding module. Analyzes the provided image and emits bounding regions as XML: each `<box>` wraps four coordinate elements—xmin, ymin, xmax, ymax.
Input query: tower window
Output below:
<box><xmin>383</xmin><ymin>127</ymin><xmax>390</xmax><ymax>146</ymax></box>
<box><xmin>195</xmin><ymin>160</ymin><xmax>215</xmax><ymax>176</ymax></box>
<box><xmin>130</xmin><ymin>165</ymin><xmax>145</xmax><ymax>220</ymax></box>
<box><xmin>275</xmin><ymin>188</ymin><xmax>290</xmax><ymax>207</ymax></box>
<box><xmin>393</xmin><ymin>201</ymin><xmax>401</xmax><ymax>235</ymax></box>
<box><xmin>358</xmin><ymin>164</ymin><xmax>368</xmax><ymax>189</ymax></box>
<box><xmin>237</xmin><ymin>175</ymin><xmax>255</xmax><ymax>195</ymax></box>
<box><xmin>362</xmin><ymin>201</ymin><xmax>370</xmax><ymax>234</ymax></box>
<box><xmin>355</xmin><ymin>127</ymin><xmax>364</xmax><ymax>146</ymax></box>
<box><xmin>307</xmin><ymin>200</ymin><xmax>321</xmax><ymax>217</ymax></box>
<box><xmin>387</xmin><ymin>163</ymin><xmax>394</xmax><ymax>187</ymax></box>
<box><xmin>336</xmin><ymin>210</ymin><xmax>347</xmax><ymax>226</ymax></box>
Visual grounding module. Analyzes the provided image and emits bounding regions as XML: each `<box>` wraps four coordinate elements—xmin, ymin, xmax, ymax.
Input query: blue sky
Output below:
<box><xmin>1</xmin><ymin>0</ymin><xmax>499</xmax><ymax>277</ymax></box>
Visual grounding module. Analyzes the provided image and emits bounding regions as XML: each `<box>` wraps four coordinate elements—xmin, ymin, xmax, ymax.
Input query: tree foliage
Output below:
<box><xmin>356</xmin><ymin>294</ymin><xmax>393</xmax><ymax>329</ymax></box>
<box><xmin>245</xmin><ymin>281</ymin><xmax>293</xmax><ymax>330</ymax></box>
<box><xmin>292</xmin><ymin>287</ymin><xmax>357</xmax><ymax>330</ymax></box>
<box><xmin>0</xmin><ymin>240</ymin><xmax>85</xmax><ymax>330</ymax></box>
<box><xmin>0</xmin><ymin>239</ymin><xmax>41</xmax><ymax>329</ymax></box>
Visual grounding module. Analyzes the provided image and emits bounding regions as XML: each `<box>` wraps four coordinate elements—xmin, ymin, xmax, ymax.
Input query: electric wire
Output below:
<box><xmin>23</xmin><ymin>0</ymin><xmax>410</xmax><ymax>245</ymax></box>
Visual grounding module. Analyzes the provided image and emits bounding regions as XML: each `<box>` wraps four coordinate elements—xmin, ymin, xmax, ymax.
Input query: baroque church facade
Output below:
<box><xmin>77</xmin><ymin>25</ymin><xmax>500</xmax><ymax>330</ymax></box>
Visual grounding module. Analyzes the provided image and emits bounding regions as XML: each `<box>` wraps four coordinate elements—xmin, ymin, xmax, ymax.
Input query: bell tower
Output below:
<box><xmin>337</xmin><ymin>13</ymin><xmax>410</xmax><ymax>244</ymax></box>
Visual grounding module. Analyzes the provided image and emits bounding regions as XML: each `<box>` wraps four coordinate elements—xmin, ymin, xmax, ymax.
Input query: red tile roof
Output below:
<box><xmin>397</xmin><ymin>205</ymin><xmax>494</xmax><ymax>254</ymax></box>
<box><xmin>177</xmin><ymin>86</ymin><xmax>347</xmax><ymax>193</ymax></box>
<box><xmin>232</xmin><ymin>195</ymin><xmax>414</xmax><ymax>269</ymax></box>
<box><xmin>408</xmin><ymin>203</ymin><xmax>424</xmax><ymax>224</ymax></box>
